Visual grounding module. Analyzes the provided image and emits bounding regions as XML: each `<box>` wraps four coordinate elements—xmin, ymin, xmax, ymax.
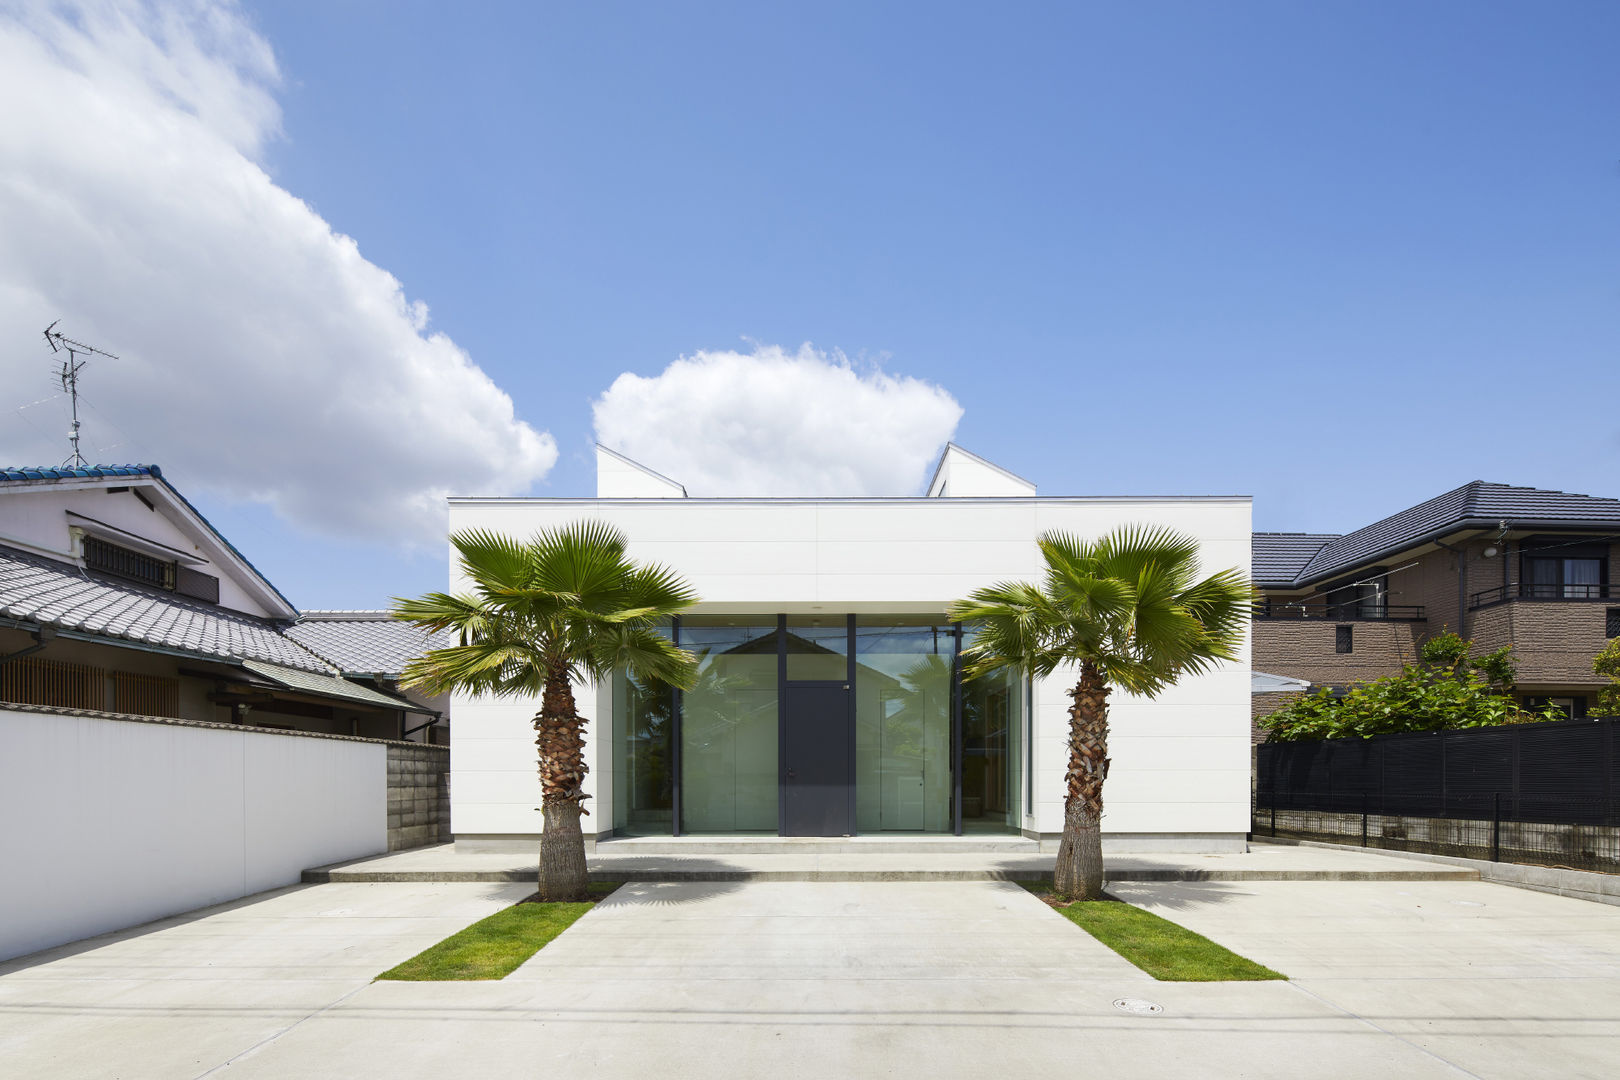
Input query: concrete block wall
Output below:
<box><xmin>1255</xmin><ymin>807</ymin><xmax>1620</xmax><ymax>874</ymax></box>
<box><xmin>387</xmin><ymin>743</ymin><xmax>451</xmax><ymax>850</ymax></box>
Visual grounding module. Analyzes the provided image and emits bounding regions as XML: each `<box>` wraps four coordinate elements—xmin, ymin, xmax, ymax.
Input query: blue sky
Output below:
<box><xmin>2</xmin><ymin>1</ymin><xmax>1616</xmax><ymax>609</ymax></box>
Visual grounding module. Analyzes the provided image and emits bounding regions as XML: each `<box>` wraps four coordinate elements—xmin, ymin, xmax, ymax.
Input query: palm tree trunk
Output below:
<box><xmin>535</xmin><ymin>662</ymin><xmax>590</xmax><ymax>901</ymax></box>
<box><xmin>1053</xmin><ymin>661</ymin><xmax>1111</xmax><ymax>901</ymax></box>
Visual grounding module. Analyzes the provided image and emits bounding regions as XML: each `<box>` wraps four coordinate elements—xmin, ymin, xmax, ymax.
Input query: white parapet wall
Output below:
<box><xmin>0</xmin><ymin>706</ymin><xmax>388</xmax><ymax>962</ymax></box>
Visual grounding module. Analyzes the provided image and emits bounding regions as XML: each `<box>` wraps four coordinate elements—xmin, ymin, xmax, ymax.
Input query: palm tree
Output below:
<box><xmin>393</xmin><ymin>521</ymin><xmax>699</xmax><ymax>900</ymax></box>
<box><xmin>948</xmin><ymin>526</ymin><xmax>1250</xmax><ymax>901</ymax></box>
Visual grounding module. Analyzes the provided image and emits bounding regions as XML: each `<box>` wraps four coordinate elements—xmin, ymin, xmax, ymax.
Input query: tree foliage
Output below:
<box><xmin>1259</xmin><ymin>632</ymin><xmax>1565</xmax><ymax>741</ymax></box>
<box><xmin>1594</xmin><ymin>637</ymin><xmax>1620</xmax><ymax>718</ymax></box>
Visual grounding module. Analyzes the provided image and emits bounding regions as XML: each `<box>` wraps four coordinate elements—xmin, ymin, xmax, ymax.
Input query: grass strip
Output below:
<box><xmin>1022</xmin><ymin>884</ymin><xmax>1285</xmax><ymax>982</ymax></box>
<box><xmin>377</xmin><ymin>883</ymin><xmax>620</xmax><ymax>981</ymax></box>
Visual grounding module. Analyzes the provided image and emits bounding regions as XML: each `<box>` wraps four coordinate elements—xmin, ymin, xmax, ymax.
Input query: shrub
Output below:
<box><xmin>1595</xmin><ymin>638</ymin><xmax>1620</xmax><ymax>718</ymax></box>
<box><xmin>1260</xmin><ymin>632</ymin><xmax>1566</xmax><ymax>741</ymax></box>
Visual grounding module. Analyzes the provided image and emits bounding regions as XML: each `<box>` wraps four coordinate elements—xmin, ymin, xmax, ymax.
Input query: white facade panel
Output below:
<box><xmin>448</xmin><ymin>477</ymin><xmax>1252</xmax><ymax>847</ymax></box>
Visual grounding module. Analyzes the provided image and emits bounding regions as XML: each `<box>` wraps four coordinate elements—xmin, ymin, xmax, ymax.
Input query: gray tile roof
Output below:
<box><xmin>241</xmin><ymin>660</ymin><xmax>433</xmax><ymax>714</ymax></box>
<box><xmin>286</xmin><ymin>611</ymin><xmax>454</xmax><ymax>676</ymax></box>
<box><xmin>1257</xmin><ymin>481</ymin><xmax>1620</xmax><ymax>588</ymax></box>
<box><xmin>0</xmin><ymin>545</ymin><xmax>331</xmax><ymax>672</ymax></box>
<box><xmin>1252</xmin><ymin>533</ymin><xmax>1338</xmax><ymax>587</ymax></box>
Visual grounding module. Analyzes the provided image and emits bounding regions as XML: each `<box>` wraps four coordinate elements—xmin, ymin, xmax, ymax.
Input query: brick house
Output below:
<box><xmin>1253</xmin><ymin>481</ymin><xmax>1620</xmax><ymax>726</ymax></box>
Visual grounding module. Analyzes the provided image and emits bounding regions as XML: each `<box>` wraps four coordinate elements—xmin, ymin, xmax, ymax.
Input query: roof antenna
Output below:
<box><xmin>42</xmin><ymin>321</ymin><xmax>119</xmax><ymax>468</ymax></box>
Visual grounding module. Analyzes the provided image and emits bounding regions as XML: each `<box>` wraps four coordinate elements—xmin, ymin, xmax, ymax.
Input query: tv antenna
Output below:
<box><xmin>42</xmin><ymin>321</ymin><xmax>119</xmax><ymax>468</ymax></box>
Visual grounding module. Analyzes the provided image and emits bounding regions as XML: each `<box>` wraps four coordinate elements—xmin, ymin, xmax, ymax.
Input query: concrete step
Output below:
<box><xmin>592</xmin><ymin>836</ymin><xmax>1041</xmax><ymax>856</ymax></box>
<box><xmin>302</xmin><ymin>861</ymin><xmax>1479</xmax><ymax>885</ymax></box>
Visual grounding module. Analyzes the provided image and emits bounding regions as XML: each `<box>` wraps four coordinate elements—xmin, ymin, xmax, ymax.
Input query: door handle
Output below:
<box><xmin>787</xmin><ymin>770</ymin><xmax>796</xmax><ymax>779</ymax></box>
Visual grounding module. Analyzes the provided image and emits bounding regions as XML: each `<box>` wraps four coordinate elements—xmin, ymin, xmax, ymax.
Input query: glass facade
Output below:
<box><xmin>961</xmin><ymin>660</ymin><xmax>1023</xmax><ymax>834</ymax></box>
<box><xmin>853</xmin><ymin>618</ymin><xmax>954</xmax><ymax>833</ymax></box>
<box><xmin>612</xmin><ymin>664</ymin><xmax>674</xmax><ymax>835</ymax></box>
<box><xmin>680</xmin><ymin>618</ymin><xmax>779</xmax><ymax>833</ymax></box>
<box><xmin>612</xmin><ymin>614</ymin><xmax>1023</xmax><ymax>836</ymax></box>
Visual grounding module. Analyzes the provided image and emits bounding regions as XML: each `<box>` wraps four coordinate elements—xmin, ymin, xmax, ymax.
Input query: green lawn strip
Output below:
<box><xmin>1021</xmin><ymin>883</ymin><xmax>1285</xmax><ymax>982</ymax></box>
<box><xmin>377</xmin><ymin>883</ymin><xmax>620</xmax><ymax>981</ymax></box>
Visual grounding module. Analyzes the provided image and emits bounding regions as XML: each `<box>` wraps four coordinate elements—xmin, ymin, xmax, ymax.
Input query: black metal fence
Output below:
<box><xmin>1254</xmin><ymin>718</ymin><xmax>1620</xmax><ymax>872</ymax></box>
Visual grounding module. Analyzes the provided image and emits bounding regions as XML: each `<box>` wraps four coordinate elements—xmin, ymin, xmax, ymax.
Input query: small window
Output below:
<box><xmin>1335</xmin><ymin>625</ymin><xmax>1353</xmax><ymax>654</ymax></box>
<box><xmin>83</xmin><ymin>535</ymin><xmax>175</xmax><ymax>590</ymax></box>
<box><xmin>1608</xmin><ymin>608</ymin><xmax>1620</xmax><ymax>638</ymax></box>
<box><xmin>1525</xmin><ymin>695</ymin><xmax>1587</xmax><ymax>720</ymax></box>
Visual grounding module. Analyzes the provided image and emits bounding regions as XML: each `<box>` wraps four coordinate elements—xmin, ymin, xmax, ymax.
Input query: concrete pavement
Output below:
<box><xmin>2</xmin><ymin>873</ymin><xmax>1618</xmax><ymax>1078</ymax></box>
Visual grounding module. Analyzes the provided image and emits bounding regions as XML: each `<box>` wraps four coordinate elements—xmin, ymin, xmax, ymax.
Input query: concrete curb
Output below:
<box><xmin>1252</xmin><ymin>836</ymin><xmax>1620</xmax><ymax>907</ymax></box>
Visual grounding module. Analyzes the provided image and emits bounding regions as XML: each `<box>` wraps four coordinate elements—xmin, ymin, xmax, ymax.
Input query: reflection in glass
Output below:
<box><xmin>681</xmin><ymin>618</ymin><xmax>779</xmax><ymax>833</ymax></box>
<box><xmin>613</xmin><ymin>657</ymin><xmax>673</xmax><ymax>835</ymax></box>
<box><xmin>961</xmin><ymin>638</ymin><xmax>1024</xmax><ymax>835</ymax></box>
<box><xmin>854</xmin><ymin>619</ymin><xmax>953</xmax><ymax>833</ymax></box>
<box><xmin>785</xmin><ymin>617</ymin><xmax>848</xmax><ymax>681</ymax></box>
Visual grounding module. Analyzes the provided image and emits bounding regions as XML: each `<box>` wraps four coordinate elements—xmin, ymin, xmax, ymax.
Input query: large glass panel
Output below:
<box><xmin>854</xmin><ymin>618</ymin><xmax>953</xmax><ymax>833</ymax></box>
<box><xmin>613</xmin><ymin>659</ymin><xmax>674</xmax><ymax>835</ymax></box>
<box><xmin>681</xmin><ymin>617</ymin><xmax>780</xmax><ymax>833</ymax></box>
<box><xmin>961</xmin><ymin>632</ymin><xmax>1024</xmax><ymax>835</ymax></box>
<box><xmin>785</xmin><ymin>616</ymin><xmax>848</xmax><ymax>681</ymax></box>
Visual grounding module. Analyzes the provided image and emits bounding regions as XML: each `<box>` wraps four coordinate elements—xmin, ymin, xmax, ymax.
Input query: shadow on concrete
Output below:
<box><xmin>592</xmin><ymin>881</ymin><xmax>746</xmax><ymax>908</ymax></box>
<box><xmin>1102</xmin><ymin>880</ymin><xmax>1258</xmax><ymax>910</ymax></box>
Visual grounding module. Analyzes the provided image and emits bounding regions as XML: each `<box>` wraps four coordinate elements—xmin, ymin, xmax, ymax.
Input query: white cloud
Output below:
<box><xmin>592</xmin><ymin>344</ymin><xmax>963</xmax><ymax>496</ymax></box>
<box><xmin>0</xmin><ymin>0</ymin><xmax>555</xmax><ymax>543</ymax></box>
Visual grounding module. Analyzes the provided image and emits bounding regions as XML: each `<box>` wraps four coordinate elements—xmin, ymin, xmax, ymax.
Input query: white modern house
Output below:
<box><xmin>448</xmin><ymin>445</ymin><xmax>1253</xmax><ymax>852</ymax></box>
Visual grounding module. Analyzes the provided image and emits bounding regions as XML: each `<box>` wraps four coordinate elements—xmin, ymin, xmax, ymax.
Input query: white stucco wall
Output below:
<box><xmin>0</xmin><ymin>709</ymin><xmax>387</xmax><ymax>962</ymax></box>
<box><xmin>446</xmin><ymin>494</ymin><xmax>1251</xmax><ymax>845</ymax></box>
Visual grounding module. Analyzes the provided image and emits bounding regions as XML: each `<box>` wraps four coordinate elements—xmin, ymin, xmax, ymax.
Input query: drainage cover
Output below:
<box><xmin>1113</xmin><ymin>998</ymin><xmax>1164</xmax><ymax>1016</ymax></box>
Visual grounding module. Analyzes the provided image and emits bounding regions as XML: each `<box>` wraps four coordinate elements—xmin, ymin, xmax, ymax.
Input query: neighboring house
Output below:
<box><xmin>1250</xmin><ymin>670</ymin><xmax>1311</xmax><ymax>741</ymax></box>
<box><xmin>446</xmin><ymin>444</ymin><xmax>1252</xmax><ymax>851</ymax></box>
<box><xmin>286</xmin><ymin>611</ymin><xmax>452</xmax><ymax>745</ymax></box>
<box><xmin>0</xmin><ymin>465</ymin><xmax>436</xmax><ymax>739</ymax></box>
<box><xmin>1253</xmin><ymin>481</ymin><xmax>1620</xmax><ymax>724</ymax></box>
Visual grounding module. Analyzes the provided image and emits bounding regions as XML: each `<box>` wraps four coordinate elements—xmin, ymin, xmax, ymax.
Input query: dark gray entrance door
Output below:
<box><xmin>783</xmin><ymin>684</ymin><xmax>853</xmax><ymax>836</ymax></box>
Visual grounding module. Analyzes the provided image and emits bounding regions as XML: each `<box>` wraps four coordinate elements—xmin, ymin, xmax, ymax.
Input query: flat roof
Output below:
<box><xmin>449</xmin><ymin>494</ymin><xmax>1252</xmax><ymax>507</ymax></box>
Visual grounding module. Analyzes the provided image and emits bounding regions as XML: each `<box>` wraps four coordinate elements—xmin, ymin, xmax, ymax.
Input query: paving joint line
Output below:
<box><xmin>1287</xmin><ymin>980</ymin><xmax>1487</xmax><ymax>1080</ymax></box>
<box><xmin>190</xmin><ymin>980</ymin><xmax>371</xmax><ymax>1079</ymax></box>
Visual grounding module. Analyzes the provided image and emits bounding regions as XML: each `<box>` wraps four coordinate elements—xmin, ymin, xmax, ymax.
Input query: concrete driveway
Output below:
<box><xmin>2</xmin><ymin>877</ymin><xmax>1618</xmax><ymax>1079</ymax></box>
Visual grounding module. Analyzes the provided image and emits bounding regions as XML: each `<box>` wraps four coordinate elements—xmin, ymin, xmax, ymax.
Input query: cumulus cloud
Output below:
<box><xmin>592</xmin><ymin>344</ymin><xmax>963</xmax><ymax>496</ymax></box>
<box><xmin>0</xmin><ymin>0</ymin><xmax>555</xmax><ymax>543</ymax></box>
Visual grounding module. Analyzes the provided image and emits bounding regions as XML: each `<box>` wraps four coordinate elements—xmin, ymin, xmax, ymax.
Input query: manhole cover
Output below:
<box><xmin>1113</xmin><ymin>998</ymin><xmax>1164</xmax><ymax>1016</ymax></box>
<box><xmin>1450</xmin><ymin>900</ymin><xmax>1484</xmax><ymax>907</ymax></box>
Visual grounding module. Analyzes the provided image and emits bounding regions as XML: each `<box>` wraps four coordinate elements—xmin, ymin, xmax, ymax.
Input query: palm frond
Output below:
<box><xmin>952</xmin><ymin>524</ymin><xmax>1251</xmax><ymax>702</ymax></box>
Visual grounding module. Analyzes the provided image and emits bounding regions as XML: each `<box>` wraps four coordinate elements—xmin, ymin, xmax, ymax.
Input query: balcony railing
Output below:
<box><xmin>1469</xmin><ymin>582</ymin><xmax>1616</xmax><ymax>609</ymax></box>
<box><xmin>1254</xmin><ymin>599</ymin><xmax>1426</xmax><ymax>621</ymax></box>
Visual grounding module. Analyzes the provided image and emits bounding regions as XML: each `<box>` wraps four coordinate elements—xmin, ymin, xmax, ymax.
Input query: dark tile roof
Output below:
<box><xmin>1260</xmin><ymin>481</ymin><xmax>1620</xmax><ymax>588</ymax></box>
<box><xmin>1252</xmin><ymin>533</ymin><xmax>1338</xmax><ymax>586</ymax></box>
<box><xmin>0</xmin><ymin>545</ymin><xmax>330</xmax><ymax>672</ymax></box>
<box><xmin>287</xmin><ymin>611</ymin><xmax>454</xmax><ymax>676</ymax></box>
